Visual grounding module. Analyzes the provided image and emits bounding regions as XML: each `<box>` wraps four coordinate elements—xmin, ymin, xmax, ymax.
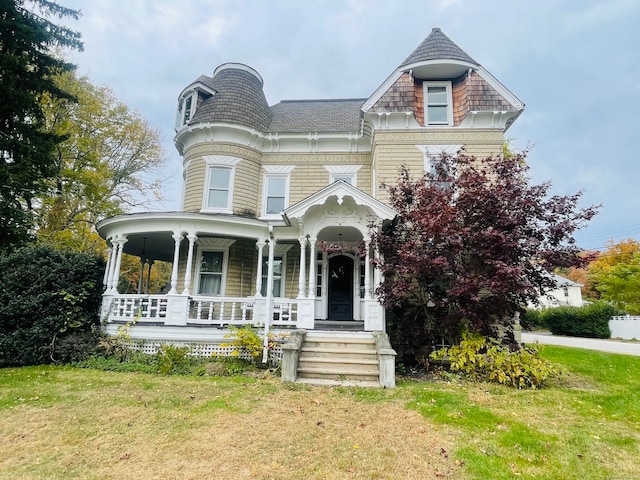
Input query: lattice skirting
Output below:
<box><xmin>125</xmin><ymin>340</ymin><xmax>284</xmax><ymax>366</ymax></box>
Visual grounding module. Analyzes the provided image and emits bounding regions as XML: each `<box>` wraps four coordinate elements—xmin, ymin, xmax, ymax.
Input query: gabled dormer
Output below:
<box><xmin>362</xmin><ymin>27</ymin><xmax>524</xmax><ymax>131</ymax></box>
<box><xmin>175</xmin><ymin>77</ymin><xmax>216</xmax><ymax>130</ymax></box>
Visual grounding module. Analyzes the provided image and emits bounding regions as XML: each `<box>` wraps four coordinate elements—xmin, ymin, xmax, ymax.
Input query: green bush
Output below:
<box><xmin>520</xmin><ymin>308</ymin><xmax>544</xmax><ymax>330</ymax></box>
<box><xmin>430</xmin><ymin>332</ymin><xmax>560</xmax><ymax>389</ymax></box>
<box><xmin>155</xmin><ymin>344</ymin><xmax>192</xmax><ymax>375</ymax></box>
<box><xmin>0</xmin><ymin>245</ymin><xmax>104</xmax><ymax>366</ymax></box>
<box><xmin>542</xmin><ymin>301</ymin><xmax>621</xmax><ymax>338</ymax></box>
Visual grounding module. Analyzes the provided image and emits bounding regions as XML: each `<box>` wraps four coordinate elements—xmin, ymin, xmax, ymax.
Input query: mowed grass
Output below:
<box><xmin>0</xmin><ymin>346</ymin><xmax>639</xmax><ymax>479</ymax></box>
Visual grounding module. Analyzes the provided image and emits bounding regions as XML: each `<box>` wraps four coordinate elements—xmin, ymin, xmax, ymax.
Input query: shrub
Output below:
<box><xmin>0</xmin><ymin>245</ymin><xmax>104</xmax><ymax>366</ymax></box>
<box><xmin>220</xmin><ymin>326</ymin><xmax>263</xmax><ymax>362</ymax></box>
<box><xmin>430</xmin><ymin>332</ymin><xmax>560</xmax><ymax>389</ymax></box>
<box><xmin>520</xmin><ymin>308</ymin><xmax>544</xmax><ymax>330</ymax></box>
<box><xmin>542</xmin><ymin>301</ymin><xmax>621</xmax><ymax>338</ymax></box>
<box><xmin>155</xmin><ymin>344</ymin><xmax>192</xmax><ymax>375</ymax></box>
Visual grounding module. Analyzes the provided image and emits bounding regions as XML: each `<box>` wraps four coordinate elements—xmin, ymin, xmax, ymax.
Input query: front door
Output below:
<box><xmin>328</xmin><ymin>255</ymin><xmax>353</xmax><ymax>321</ymax></box>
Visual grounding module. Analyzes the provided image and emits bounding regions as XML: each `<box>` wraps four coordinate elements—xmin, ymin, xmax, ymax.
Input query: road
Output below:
<box><xmin>521</xmin><ymin>332</ymin><xmax>640</xmax><ymax>356</ymax></box>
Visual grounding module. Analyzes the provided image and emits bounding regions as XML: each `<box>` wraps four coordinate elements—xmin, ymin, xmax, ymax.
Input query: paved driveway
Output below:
<box><xmin>522</xmin><ymin>332</ymin><xmax>640</xmax><ymax>356</ymax></box>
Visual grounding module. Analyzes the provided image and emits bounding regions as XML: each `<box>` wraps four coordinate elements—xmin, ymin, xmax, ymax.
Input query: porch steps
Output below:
<box><xmin>296</xmin><ymin>332</ymin><xmax>380</xmax><ymax>387</ymax></box>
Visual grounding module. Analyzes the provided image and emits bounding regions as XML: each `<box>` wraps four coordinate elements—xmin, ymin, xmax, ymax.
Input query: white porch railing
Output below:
<box><xmin>105</xmin><ymin>294</ymin><xmax>298</xmax><ymax>328</ymax></box>
<box><xmin>109</xmin><ymin>295</ymin><xmax>168</xmax><ymax>322</ymax></box>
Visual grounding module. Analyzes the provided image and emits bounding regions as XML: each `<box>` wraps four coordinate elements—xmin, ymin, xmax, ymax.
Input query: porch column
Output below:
<box><xmin>262</xmin><ymin>237</ymin><xmax>276</xmax><ymax>363</ymax></box>
<box><xmin>364</xmin><ymin>238</ymin><xmax>372</xmax><ymax>299</ymax></box>
<box><xmin>254</xmin><ymin>241</ymin><xmax>265</xmax><ymax>297</ymax></box>
<box><xmin>103</xmin><ymin>246</ymin><xmax>113</xmax><ymax>289</ymax></box>
<box><xmin>110</xmin><ymin>237</ymin><xmax>127</xmax><ymax>294</ymax></box>
<box><xmin>137</xmin><ymin>256</ymin><xmax>146</xmax><ymax>294</ymax></box>
<box><xmin>182</xmin><ymin>234</ymin><xmax>198</xmax><ymax>295</ymax></box>
<box><xmin>297</xmin><ymin>236</ymin><xmax>307</xmax><ymax>299</ymax></box>
<box><xmin>308</xmin><ymin>237</ymin><xmax>317</xmax><ymax>299</ymax></box>
<box><xmin>168</xmin><ymin>232</ymin><xmax>184</xmax><ymax>294</ymax></box>
<box><xmin>145</xmin><ymin>260</ymin><xmax>154</xmax><ymax>294</ymax></box>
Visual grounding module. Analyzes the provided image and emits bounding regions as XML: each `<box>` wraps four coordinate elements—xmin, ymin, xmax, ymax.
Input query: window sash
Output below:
<box><xmin>207</xmin><ymin>167</ymin><xmax>231</xmax><ymax>209</ymax></box>
<box><xmin>261</xmin><ymin>256</ymin><xmax>283</xmax><ymax>297</ymax></box>
<box><xmin>264</xmin><ymin>176</ymin><xmax>287</xmax><ymax>215</ymax></box>
<box><xmin>198</xmin><ymin>251</ymin><xmax>224</xmax><ymax>295</ymax></box>
<box><xmin>424</xmin><ymin>82</ymin><xmax>452</xmax><ymax>125</ymax></box>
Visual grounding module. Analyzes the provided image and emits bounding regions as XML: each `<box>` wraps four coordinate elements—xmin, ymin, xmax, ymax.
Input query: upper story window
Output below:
<box><xmin>324</xmin><ymin>165</ymin><xmax>362</xmax><ymax>187</ymax></box>
<box><xmin>175</xmin><ymin>82</ymin><xmax>216</xmax><ymax>130</ymax></box>
<box><xmin>424</xmin><ymin>82</ymin><xmax>453</xmax><ymax>126</ymax></box>
<box><xmin>202</xmin><ymin>155</ymin><xmax>241</xmax><ymax>214</ymax></box>
<box><xmin>261</xmin><ymin>165</ymin><xmax>295</xmax><ymax>218</ymax></box>
<box><xmin>176</xmin><ymin>91</ymin><xmax>197</xmax><ymax>129</ymax></box>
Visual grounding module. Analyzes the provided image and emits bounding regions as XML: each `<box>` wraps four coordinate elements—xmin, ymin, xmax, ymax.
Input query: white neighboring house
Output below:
<box><xmin>534</xmin><ymin>274</ymin><xmax>584</xmax><ymax>309</ymax></box>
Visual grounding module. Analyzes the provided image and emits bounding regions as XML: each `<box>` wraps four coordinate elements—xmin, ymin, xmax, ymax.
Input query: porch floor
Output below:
<box><xmin>314</xmin><ymin>320</ymin><xmax>365</xmax><ymax>331</ymax></box>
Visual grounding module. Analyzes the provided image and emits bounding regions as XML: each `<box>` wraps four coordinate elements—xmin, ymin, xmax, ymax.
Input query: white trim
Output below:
<box><xmin>261</xmin><ymin>243</ymin><xmax>293</xmax><ymax>297</ymax></box>
<box><xmin>362</xmin><ymin>70</ymin><xmax>404</xmax><ymax>112</ymax></box>
<box><xmin>423</xmin><ymin>81</ymin><xmax>453</xmax><ymax>126</ymax></box>
<box><xmin>201</xmin><ymin>156</ymin><xmax>241</xmax><ymax>214</ymax></box>
<box><xmin>416</xmin><ymin>144</ymin><xmax>462</xmax><ymax>173</ymax></box>
<box><xmin>324</xmin><ymin>165</ymin><xmax>362</xmax><ymax>186</ymax></box>
<box><xmin>194</xmin><ymin>246</ymin><xmax>231</xmax><ymax>296</ymax></box>
<box><xmin>261</xmin><ymin>166</ymin><xmax>294</xmax><ymax>219</ymax></box>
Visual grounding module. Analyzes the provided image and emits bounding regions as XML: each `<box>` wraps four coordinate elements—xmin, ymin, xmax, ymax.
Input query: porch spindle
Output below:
<box><xmin>168</xmin><ymin>233</ymin><xmax>184</xmax><ymax>294</ymax></box>
<box><xmin>297</xmin><ymin>236</ymin><xmax>307</xmax><ymax>299</ymax></box>
<box><xmin>182</xmin><ymin>234</ymin><xmax>198</xmax><ymax>295</ymax></box>
<box><xmin>308</xmin><ymin>237</ymin><xmax>317</xmax><ymax>299</ymax></box>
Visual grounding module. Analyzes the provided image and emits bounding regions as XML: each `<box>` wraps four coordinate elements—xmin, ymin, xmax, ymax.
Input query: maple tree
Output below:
<box><xmin>588</xmin><ymin>239</ymin><xmax>640</xmax><ymax>314</ymax></box>
<box><xmin>371</xmin><ymin>150</ymin><xmax>598</xmax><ymax>357</ymax></box>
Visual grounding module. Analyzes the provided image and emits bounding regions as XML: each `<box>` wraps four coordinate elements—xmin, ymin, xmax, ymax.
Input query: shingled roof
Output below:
<box><xmin>267</xmin><ymin>99</ymin><xmax>365</xmax><ymax>133</ymax></box>
<box><xmin>399</xmin><ymin>27</ymin><xmax>478</xmax><ymax>68</ymax></box>
<box><xmin>189</xmin><ymin>65</ymin><xmax>272</xmax><ymax>132</ymax></box>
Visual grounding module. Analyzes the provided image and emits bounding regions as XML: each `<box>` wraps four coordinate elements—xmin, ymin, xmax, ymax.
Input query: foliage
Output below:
<box><xmin>541</xmin><ymin>301</ymin><xmax>622</xmax><ymax>338</ymax></box>
<box><xmin>429</xmin><ymin>332</ymin><xmax>560</xmax><ymax>389</ymax></box>
<box><xmin>220</xmin><ymin>326</ymin><xmax>264</xmax><ymax>361</ymax></box>
<box><xmin>116</xmin><ymin>253</ymin><xmax>172</xmax><ymax>294</ymax></box>
<box><xmin>371</xmin><ymin>150</ymin><xmax>599</xmax><ymax>358</ymax></box>
<box><xmin>587</xmin><ymin>240</ymin><xmax>640</xmax><ymax>314</ymax></box>
<box><xmin>36</xmin><ymin>71</ymin><xmax>165</xmax><ymax>253</ymax></box>
<box><xmin>155</xmin><ymin>344</ymin><xmax>192</xmax><ymax>375</ymax></box>
<box><xmin>0</xmin><ymin>0</ymin><xmax>82</xmax><ymax>250</ymax></box>
<box><xmin>0</xmin><ymin>244</ymin><xmax>104</xmax><ymax>366</ymax></box>
<box><xmin>519</xmin><ymin>308</ymin><xmax>543</xmax><ymax>330</ymax></box>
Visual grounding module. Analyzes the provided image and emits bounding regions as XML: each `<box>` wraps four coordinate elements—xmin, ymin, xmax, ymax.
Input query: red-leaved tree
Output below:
<box><xmin>371</xmin><ymin>150</ymin><xmax>599</xmax><ymax>361</ymax></box>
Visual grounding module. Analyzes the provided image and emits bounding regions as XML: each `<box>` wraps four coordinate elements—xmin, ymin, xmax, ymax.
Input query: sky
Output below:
<box><xmin>58</xmin><ymin>0</ymin><xmax>640</xmax><ymax>252</ymax></box>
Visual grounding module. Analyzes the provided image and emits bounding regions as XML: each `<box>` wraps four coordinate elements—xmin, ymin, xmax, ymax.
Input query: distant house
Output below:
<box><xmin>533</xmin><ymin>274</ymin><xmax>584</xmax><ymax>309</ymax></box>
<box><xmin>96</xmin><ymin>28</ymin><xmax>524</xmax><ymax>385</ymax></box>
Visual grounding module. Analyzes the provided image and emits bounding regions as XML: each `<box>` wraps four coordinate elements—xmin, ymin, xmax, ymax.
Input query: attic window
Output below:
<box><xmin>424</xmin><ymin>82</ymin><xmax>453</xmax><ymax>126</ymax></box>
<box><xmin>176</xmin><ymin>90</ymin><xmax>197</xmax><ymax>128</ymax></box>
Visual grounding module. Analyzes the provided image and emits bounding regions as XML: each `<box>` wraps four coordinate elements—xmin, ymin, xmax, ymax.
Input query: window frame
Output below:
<box><xmin>201</xmin><ymin>156</ymin><xmax>240</xmax><ymax>214</ymax></box>
<box><xmin>324</xmin><ymin>165</ymin><xmax>362</xmax><ymax>187</ymax></box>
<box><xmin>260</xmin><ymin>244</ymin><xmax>292</xmax><ymax>298</ymax></box>
<box><xmin>194</xmin><ymin>247</ymin><xmax>230</xmax><ymax>296</ymax></box>
<box><xmin>423</xmin><ymin>81</ymin><xmax>453</xmax><ymax>126</ymax></box>
<box><xmin>261</xmin><ymin>166</ymin><xmax>294</xmax><ymax>219</ymax></box>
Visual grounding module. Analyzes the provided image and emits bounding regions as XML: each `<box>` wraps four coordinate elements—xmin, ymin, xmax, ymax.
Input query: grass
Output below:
<box><xmin>1</xmin><ymin>346</ymin><xmax>639</xmax><ymax>479</ymax></box>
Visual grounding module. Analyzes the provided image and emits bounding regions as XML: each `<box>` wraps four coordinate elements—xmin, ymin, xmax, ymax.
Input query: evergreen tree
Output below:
<box><xmin>0</xmin><ymin>0</ymin><xmax>82</xmax><ymax>249</ymax></box>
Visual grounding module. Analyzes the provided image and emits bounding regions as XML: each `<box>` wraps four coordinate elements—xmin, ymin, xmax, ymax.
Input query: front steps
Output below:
<box><xmin>281</xmin><ymin>330</ymin><xmax>396</xmax><ymax>388</ymax></box>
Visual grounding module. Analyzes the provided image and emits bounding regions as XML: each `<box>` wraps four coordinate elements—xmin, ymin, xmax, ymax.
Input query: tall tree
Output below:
<box><xmin>372</xmin><ymin>150</ymin><xmax>598</xmax><ymax>358</ymax></box>
<box><xmin>588</xmin><ymin>239</ymin><xmax>640</xmax><ymax>314</ymax></box>
<box><xmin>0</xmin><ymin>0</ymin><xmax>82</xmax><ymax>249</ymax></box>
<box><xmin>36</xmin><ymin>71</ymin><xmax>165</xmax><ymax>253</ymax></box>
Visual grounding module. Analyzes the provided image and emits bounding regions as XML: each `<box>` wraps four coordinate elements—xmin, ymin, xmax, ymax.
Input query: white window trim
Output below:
<box><xmin>261</xmin><ymin>165</ymin><xmax>295</xmax><ymax>219</ymax></box>
<box><xmin>261</xmin><ymin>244</ymin><xmax>293</xmax><ymax>298</ymax></box>
<box><xmin>416</xmin><ymin>145</ymin><xmax>461</xmax><ymax>174</ymax></box>
<box><xmin>324</xmin><ymin>165</ymin><xmax>362</xmax><ymax>186</ymax></box>
<box><xmin>201</xmin><ymin>155</ymin><xmax>241</xmax><ymax>214</ymax></box>
<box><xmin>194</xmin><ymin>246</ymin><xmax>231</xmax><ymax>296</ymax></box>
<box><xmin>424</xmin><ymin>81</ymin><xmax>453</xmax><ymax>126</ymax></box>
<box><xmin>176</xmin><ymin>90</ymin><xmax>197</xmax><ymax>129</ymax></box>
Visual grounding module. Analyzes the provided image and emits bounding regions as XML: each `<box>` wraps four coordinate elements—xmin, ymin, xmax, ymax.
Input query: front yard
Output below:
<box><xmin>1</xmin><ymin>346</ymin><xmax>638</xmax><ymax>479</ymax></box>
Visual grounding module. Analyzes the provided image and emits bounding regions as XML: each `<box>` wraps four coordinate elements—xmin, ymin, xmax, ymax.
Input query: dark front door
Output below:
<box><xmin>328</xmin><ymin>255</ymin><xmax>353</xmax><ymax>321</ymax></box>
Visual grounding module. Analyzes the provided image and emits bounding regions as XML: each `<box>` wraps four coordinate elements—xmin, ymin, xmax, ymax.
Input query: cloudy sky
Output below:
<box><xmin>59</xmin><ymin>0</ymin><xmax>639</xmax><ymax>252</ymax></box>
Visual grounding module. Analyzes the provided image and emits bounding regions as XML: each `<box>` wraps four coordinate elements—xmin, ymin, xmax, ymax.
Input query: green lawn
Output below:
<box><xmin>0</xmin><ymin>346</ymin><xmax>638</xmax><ymax>479</ymax></box>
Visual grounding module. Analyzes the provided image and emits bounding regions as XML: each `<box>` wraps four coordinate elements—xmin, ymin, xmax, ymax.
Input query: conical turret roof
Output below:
<box><xmin>399</xmin><ymin>27</ymin><xmax>478</xmax><ymax>68</ymax></box>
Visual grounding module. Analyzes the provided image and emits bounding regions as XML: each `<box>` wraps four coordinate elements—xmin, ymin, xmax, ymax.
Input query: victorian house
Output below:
<box><xmin>97</xmin><ymin>28</ymin><xmax>524</xmax><ymax>386</ymax></box>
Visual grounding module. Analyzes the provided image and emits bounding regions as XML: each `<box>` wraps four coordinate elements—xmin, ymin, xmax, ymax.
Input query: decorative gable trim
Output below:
<box><xmin>283</xmin><ymin>180</ymin><xmax>396</xmax><ymax>223</ymax></box>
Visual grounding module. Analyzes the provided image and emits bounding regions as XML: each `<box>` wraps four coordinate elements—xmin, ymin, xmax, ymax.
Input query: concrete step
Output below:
<box><xmin>295</xmin><ymin>332</ymin><xmax>381</xmax><ymax>385</ymax></box>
